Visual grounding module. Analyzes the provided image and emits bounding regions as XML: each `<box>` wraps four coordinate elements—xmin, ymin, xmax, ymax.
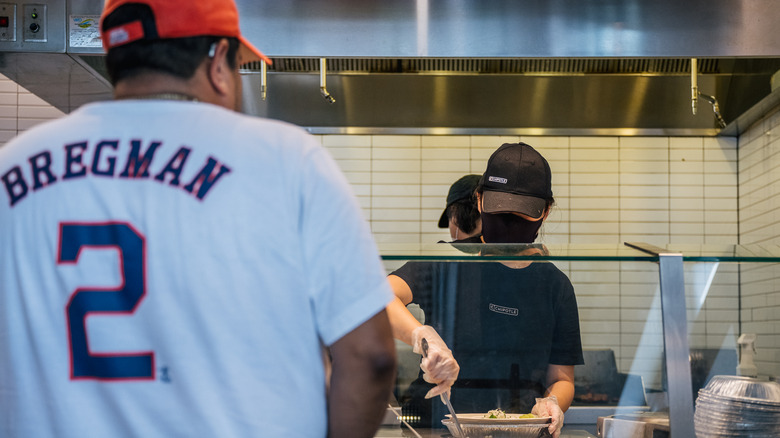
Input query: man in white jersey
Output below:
<box><xmin>0</xmin><ymin>0</ymin><xmax>397</xmax><ymax>437</ymax></box>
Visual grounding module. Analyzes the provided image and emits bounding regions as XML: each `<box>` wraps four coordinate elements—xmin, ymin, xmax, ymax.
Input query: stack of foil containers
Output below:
<box><xmin>694</xmin><ymin>375</ymin><xmax>780</xmax><ymax>437</ymax></box>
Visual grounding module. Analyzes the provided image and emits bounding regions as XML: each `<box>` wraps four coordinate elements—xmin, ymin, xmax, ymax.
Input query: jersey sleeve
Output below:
<box><xmin>298</xmin><ymin>141</ymin><xmax>394</xmax><ymax>346</ymax></box>
<box><xmin>549</xmin><ymin>274</ymin><xmax>585</xmax><ymax>366</ymax></box>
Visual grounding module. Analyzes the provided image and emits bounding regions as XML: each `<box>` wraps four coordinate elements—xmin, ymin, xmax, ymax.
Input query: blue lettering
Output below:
<box><xmin>92</xmin><ymin>140</ymin><xmax>118</xmax><ymax>176</ymax></box>
<box><xmin>1</xmin><ymin>166</ymin><xmax>28</xmax><ymax>207</ymax></box>
<box><xmin>29</xmin><ymin>151</ymin><xmax>57</xmax><ymax>190</ymax></box>
<box><xmin>120</xmin><ymin>140</ymin><xmax>161</xmax><ymax>178</ymax></box>
<box><xmin>154</xmin><ymin>147</ymin><xmax>191</xmax><ymax>187</ymax></box>
<box><xmin>183</xmin><ymin>157</ymin><xmax>231</xmax><ymax>201</ymax></box>
<box><xmin>63</xmin><ymin>142</ymin><xmax>88</xmax><ymax>180</ymax></box>
<box><xmin>4</xmin><ymin>139</ymin><xmax>232</xmax><ymax>206</ymax></box>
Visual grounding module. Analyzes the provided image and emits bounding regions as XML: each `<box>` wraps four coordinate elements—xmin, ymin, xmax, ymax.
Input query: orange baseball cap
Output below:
<box><xmin>100</xmin><ymin>0</ymin><xmax>271</xmax><ymax>65</ymax></box>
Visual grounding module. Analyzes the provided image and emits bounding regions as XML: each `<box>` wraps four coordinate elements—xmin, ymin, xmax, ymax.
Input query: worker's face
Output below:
<box><xmin>477</xmin><ymin>193</ymin><xmax>546</xmax><ymax>243</ymax></box>
<box><xmin>448</xmin><ymin>217</ymin><xmax>459</xmax><ymax>240</ymax></box>
<box><xmin>481</xmin><ymin>212</ymin><xmax>543</xmax><ymax>243</ymax></box>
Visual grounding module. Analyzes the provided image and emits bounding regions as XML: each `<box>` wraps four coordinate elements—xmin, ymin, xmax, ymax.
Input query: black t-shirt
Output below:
<box><xmin>392</xmin><ymin>243</ymin><xmax>584</xmax><ymax>422</ymax></box>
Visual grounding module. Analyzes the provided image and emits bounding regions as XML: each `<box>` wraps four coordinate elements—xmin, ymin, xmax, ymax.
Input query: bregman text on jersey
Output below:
<box><xmin>1</xmin><ymin>138</ymin><xmax>232</xmax><ymax>207</ymax></box>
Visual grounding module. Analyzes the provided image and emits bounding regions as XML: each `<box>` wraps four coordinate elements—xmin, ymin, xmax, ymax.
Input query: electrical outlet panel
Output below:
<box><xmin>22</xmin><ymin>3</ymin><xmax>45</xmax><ymax>42</ymax></box>
<box><xmin>0</xmin><ymin>0</ymin><xmax>65</xmax><ymax>52</ymax></box>
<box><xmin>0</xmin><ymin>3</ymin><xmax>16</xmax><ymax>42</ymax></box>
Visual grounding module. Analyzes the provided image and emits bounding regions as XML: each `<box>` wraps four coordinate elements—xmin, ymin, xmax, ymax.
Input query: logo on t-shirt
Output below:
<box><xmin>489</xmin><ymin>303</ymin><xmax>518</xmax><ymax>316</ymax></box>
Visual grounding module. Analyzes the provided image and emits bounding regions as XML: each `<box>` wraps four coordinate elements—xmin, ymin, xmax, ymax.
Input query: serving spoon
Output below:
<box><xmin>422</xmin><ymin>338</ymin><xmax>467</xmax><ymax>438</ymax></box>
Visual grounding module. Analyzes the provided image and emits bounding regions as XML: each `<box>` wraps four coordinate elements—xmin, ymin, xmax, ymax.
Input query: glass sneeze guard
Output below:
<box><xmin>379</xmin><ymin>242</ymin><xmax>780</xmax><ymax>436</ymax></box>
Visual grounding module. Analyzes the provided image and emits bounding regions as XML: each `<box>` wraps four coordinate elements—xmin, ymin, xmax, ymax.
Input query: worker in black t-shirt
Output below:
<box><xmin>386</xmin><ymin>143</ymin><xmax>584</xmax><ymax>438</ymax></box>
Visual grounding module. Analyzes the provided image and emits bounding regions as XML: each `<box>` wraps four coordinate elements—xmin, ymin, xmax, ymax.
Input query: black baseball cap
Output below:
<box><xmin>437</xmin><ymin>174</ymin><xmax>481</xmax><ymax>228</ymax></box>
<box><xmin>481</xmin><ymin>143</ymin><xmax>552</xmax><ymax>219</ymax></box>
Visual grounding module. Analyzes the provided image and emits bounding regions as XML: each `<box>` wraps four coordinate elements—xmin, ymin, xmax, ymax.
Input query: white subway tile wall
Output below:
<box><xmin>0</xmin><ymin>76</ymin><xmax>18</xmax><ymax>144</ymax></box>
<box><xmin>738</xmin><ymin>106</ymin><xmax>780</xmax><ymax>378</ymax></box>
<box><xmin>0</xmin><ymin>75</ymin><xmax>64</xmax><ymax>146</ymax></box>
<box><xmin>324</xmin><ymin>134</ymin><xmax>739</xmax><ymax>248</ymax></box>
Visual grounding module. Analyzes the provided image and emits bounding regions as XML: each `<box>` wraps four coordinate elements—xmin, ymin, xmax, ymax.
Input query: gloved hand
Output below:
<box><xmin>411</xmin><ymin>325</ymin><xmax>460</xmax><ymax>400</ymax></box>
<box><xmin>531</xmin><ymin>395</ymin><xmax>564</xmax><ymax>438</ymax></box>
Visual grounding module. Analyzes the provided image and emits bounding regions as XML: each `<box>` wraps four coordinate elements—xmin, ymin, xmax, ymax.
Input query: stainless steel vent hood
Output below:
<box><xmin>240</xmin><ymin>56</ymin><xmax>780</xmax><ymax>135</ymax></box>
<box><xmin>1</xmin><ymin>0</ymin><xmax>779</xmax><ymax>136</ymax></box>
<box><xmin>233</xmin><ymin>0</ymin><xmax>780</xmax><ymax>135</ymax></box>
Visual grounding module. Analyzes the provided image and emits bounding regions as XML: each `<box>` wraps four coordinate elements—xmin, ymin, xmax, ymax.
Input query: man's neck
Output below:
<box><xmin>113</xmin><ymin>71</ymin><xmax>208</xmax><ymax>103</ymax></box>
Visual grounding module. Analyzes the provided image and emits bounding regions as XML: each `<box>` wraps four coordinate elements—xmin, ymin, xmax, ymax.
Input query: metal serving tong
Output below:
<box><xmin>421</xmin><ymin>338</ymin><xmax>467</xmax><ymax>438</ymax></box>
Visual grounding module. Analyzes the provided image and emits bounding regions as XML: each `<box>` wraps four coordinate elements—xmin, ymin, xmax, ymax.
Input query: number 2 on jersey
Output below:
<box><xmin>59</xmin><ymin>222</ymin><xmax>155</xmax><ymax>380</ymax></box>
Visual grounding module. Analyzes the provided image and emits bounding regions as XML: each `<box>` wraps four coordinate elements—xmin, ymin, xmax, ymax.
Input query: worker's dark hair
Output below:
<box><xmin>102</xmin><ymin>3</ymin><xmax>239</xmax><ymax>85</ymax></box>
<box><xmin>447</xmin><ymin>197</ymin><xmax>481</xmax><ymax>234</ymax></box>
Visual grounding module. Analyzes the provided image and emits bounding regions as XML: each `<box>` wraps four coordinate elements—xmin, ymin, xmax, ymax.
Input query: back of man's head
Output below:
<box><xmin>100</xmin><ymin>0</ymin><xmax>268</xmax><ymax>85</ymax></box>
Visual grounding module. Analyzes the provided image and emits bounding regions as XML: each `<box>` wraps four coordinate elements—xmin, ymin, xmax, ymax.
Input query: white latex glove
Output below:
<box><xmin>531</xmin><ymin>395</ymin><xmax>563</xmax><ymax>438</ymax></box>
<box><xmin>410</xmin><ymin>325</ymin><xmax>460</xmax><ymax>400</ymax></box>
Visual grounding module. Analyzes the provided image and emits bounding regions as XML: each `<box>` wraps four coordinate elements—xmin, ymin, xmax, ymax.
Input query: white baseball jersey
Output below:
<box><xmin>0</xmin><ymin>100</ymin><xmax>394</xmax><ymax>437</ymax></box>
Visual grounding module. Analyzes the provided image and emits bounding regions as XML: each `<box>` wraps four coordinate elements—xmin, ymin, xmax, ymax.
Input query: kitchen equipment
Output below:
<box><xmin>445</xmin><ymin>414</ymin><xmax>551</xmax><ymax>425</ymax></box>
<box><xmin>702</xmin><ymin>375</ymin><xmax>780</xmax><ymax>402</ymax></box>
<box><xmin>597</xmin><ymin>412</ymin><xmax>669</xmax><ymax>438</ymax></box>
<box><xmin>573</xmin><ymin>349</ymin><xmax>647</xmax><ymax>406</ymax></box>
<box><xmin>4</xmin><ymin>1</ymin><xmax>780</xmax><ymax>137</ymax></box>
<box><xmin>736</xmin><ymin>334</ymin><xmax>758</xmax><ymax>377</ymax></box>
<box><xmin>441</xmin><ymin>418</ymin><xmax>551</xmax><ymax>438</ymax></box>
<box><xmin>421</xmin><ymin>338</ymin><xmax>466</xmax><ymax>438</ymax></box>
<box><xmin>694</xmin><ymin>375</ymin><xmax>780</xmax><ymax>437</ymax></box>
<box><xmin>377</xmin><ymin>393</ymin><xmax>405</xmax><ymax>437</ymax></box>
<box><xmin>386</xmin><ymin>404</ymin><xmax>421</xmax><ymax>438</ymax></box>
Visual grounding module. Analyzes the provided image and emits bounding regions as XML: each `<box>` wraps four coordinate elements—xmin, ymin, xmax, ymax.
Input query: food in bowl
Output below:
<box><xmin>483</xmin><ymin>409</ymin><xmax>538</xmax><ymax>419</ymax></box>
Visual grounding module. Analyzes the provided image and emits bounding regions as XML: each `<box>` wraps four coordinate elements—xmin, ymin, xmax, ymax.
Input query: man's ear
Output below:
<box><xmin>207</xmin><ymin>39</ymin><xmax>232</xmax><ymax>96</ymax></box>
<box><xmin>476</xmin><ymin>192</ymin><xmax>483</xmax><ymax>213</ymax></box>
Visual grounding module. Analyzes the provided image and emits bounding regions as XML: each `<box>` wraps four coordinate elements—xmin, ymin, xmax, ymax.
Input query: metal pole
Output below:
<box><xmin>658</xmin><ymin>253</ymin><xmax>696</xmax><ymax>437</ymax></box>
<box><xmin>691</xmin><ymin>58</ymin><xmax>698</xmax><ymax>115</ymax></box>
<box><xmin>625</xmin><ymin>243</ymin><xmax>696</xmax><ymax>437</ymax></box>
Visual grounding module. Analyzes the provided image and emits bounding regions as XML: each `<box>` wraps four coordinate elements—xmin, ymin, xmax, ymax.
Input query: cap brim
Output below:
<box><xmin>438</xmin><ymin>209</ymin><xmax>448</xmax><ymax>228</ymax></box>
<box><xmin>238</xmin><ymin>35</ymin><xmax>272</xmax><ymax>66</ymax></box>
<box><xmin>482</xmin><ymin>190</ymin><xmax>547</xmax><ymax>219</ymax></box>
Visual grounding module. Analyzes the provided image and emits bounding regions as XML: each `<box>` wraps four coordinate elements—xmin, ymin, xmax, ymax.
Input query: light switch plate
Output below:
<box><xmin>22</xmin><ymin>3</ymin><xmax>45</xmax><ymax>42</ymax></box>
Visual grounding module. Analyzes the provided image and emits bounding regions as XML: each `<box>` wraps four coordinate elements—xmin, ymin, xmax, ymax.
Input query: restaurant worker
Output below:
<box><xmin>0</xmin><ymin>0</ymin><xmax>396</xmax><ymax>437</ymax></box>
<box><xmin>438</xmin><ymin>174</ymin><xmax>482</xmax><ymax>241</ymax></box>
<box><xmin>387</xmin><ymin>143</ymin><xmax>583</xmax><ymax>438</ymax></box>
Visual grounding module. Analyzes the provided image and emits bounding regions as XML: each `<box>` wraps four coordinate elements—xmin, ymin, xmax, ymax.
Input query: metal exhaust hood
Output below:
<box><xmin>239</xmin><ymin>57</ymin><xmax>780</xmax><ymax>136</ymax></box>
<box><xmin>1</xmin><ymin>0</ymin><xmax>779</xmax><ymax>136</ymax></box>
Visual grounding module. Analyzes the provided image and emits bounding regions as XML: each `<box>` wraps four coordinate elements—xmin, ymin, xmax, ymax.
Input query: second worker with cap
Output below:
<box><xmin>438</xmin><ymin>174</ymin><xmax>482</xmax><ymax>241</ymax></box>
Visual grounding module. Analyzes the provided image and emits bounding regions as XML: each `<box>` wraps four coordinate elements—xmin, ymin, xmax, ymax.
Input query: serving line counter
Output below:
<box><xmin>375</xmin><ymin>242</ymin><xmax>780</xmax><ymax>437</ymax></box>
